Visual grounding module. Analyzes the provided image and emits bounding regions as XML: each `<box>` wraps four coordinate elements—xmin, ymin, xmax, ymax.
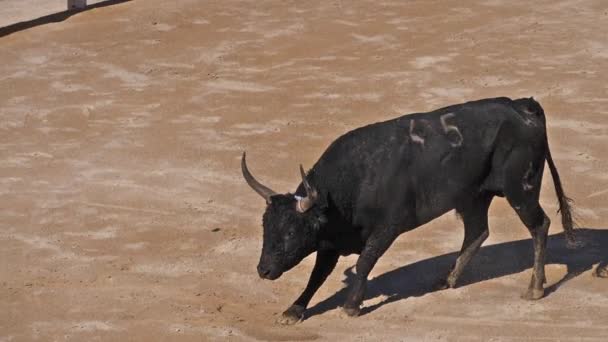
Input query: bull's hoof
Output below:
<box><xmin>434</xmin><ymin>278</ymin><xmax>454</xmax><ymax>291</ymax></box>
<box><xmin>521</xmin><ymin>288</ymin><xmax>544</xmax><ymax>301</ymax></box>
<box><xmin>593</xmin><ymin>265</ymin><xmax>608</xmax><ymax>278</ymax></box>
<box><xmin>342</xmin><ymin>306</ymin><xmax>360</xmax><ymax>317</ymax></box>
<box><xmin>434</xmin><ymin>280</ymin><xmax>449</xmax><ymax>291</ymax></box>
<box><xmin>276</xmin><ymin>305</ymin><xmax>305</xmax><ymax>325</ymax></box>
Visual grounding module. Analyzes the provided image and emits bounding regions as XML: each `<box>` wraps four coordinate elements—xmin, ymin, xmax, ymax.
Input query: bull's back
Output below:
<box><xmin>309</xmin><ymin>97</ymin><xmax>543</xmax><ymax>227</ymax></box>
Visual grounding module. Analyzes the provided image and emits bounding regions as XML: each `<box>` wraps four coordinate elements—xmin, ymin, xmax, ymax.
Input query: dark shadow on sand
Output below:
<box><xmin>304</xmin><ymin>228</ymin><xmax>607</xmax><ymax>320</ymax></box>
<box><xmin>0</xmin><ymin>0</ymin><xmax>132</xmax><ymax>38</ymax></box>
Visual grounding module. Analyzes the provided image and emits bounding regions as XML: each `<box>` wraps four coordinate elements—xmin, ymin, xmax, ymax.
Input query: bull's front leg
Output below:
<box><xmin>277</xmin><ymin>249</ymin><xmax>339</xmax><ymax>325</ymax></box>
<box><xmin>343</xmin><ymin>230</ymin><xmax>397</xmax><ymax>317</ymax></box>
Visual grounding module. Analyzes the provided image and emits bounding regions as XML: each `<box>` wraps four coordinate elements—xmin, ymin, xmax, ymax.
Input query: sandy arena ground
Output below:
<box><xmin>1</xmin><ymin>0</ymin><xmax>607</xmax><ymax>341</ymax></box>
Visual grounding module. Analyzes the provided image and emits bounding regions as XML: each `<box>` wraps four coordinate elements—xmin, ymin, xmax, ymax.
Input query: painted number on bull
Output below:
<box><xmin>440</xmin><ymin>113</ymin><xmax>463</xmax><ymax>147</ymax></box>
<box><xmin>409</xmin><ymin>120</ymin><xmax>425</xmax><ymax>146</ymax></box>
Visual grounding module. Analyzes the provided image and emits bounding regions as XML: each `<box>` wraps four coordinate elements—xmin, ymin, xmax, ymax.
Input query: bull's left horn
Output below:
<box><xmin>297</xmin><ymin>165</ymin><xmax>318</xmax><ymax>212</ymax></box>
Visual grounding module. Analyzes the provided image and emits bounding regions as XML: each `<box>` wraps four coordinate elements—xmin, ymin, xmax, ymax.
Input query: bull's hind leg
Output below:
<box><xmin>593</xmin><ymin>262</ymin><xmax>608</xmax><ymax>278</ymax></box>
<box><xmin>514</xmin><ymin>204</ymin><xmax>550</xmax><ymax>300</ymax></box>
<box><xmin>503</xmin><ymin>149</ymin><xmax>549</xmax><ymax>300</ymax></box>
<box><xmin>439</xmin><ymin>193</ymin><xmax>494</xmax><ymax>289</ymax></box>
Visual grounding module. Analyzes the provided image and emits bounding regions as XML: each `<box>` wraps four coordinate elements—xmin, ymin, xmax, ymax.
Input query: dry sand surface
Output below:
<box><xmin>1</xmin><ymin>0</ymin><xmax>607</xmax><ymax>341</ymax></box>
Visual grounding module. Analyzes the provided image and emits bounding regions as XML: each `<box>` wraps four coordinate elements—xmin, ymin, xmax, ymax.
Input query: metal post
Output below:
<box><xmin>68</xmin><ymin>0</ymin><xmax>87</xmax><ymax>10</ymax></box>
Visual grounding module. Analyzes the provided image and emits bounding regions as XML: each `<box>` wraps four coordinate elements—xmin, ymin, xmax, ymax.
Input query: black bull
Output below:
<box><xmin>241</xmin><ymin>97</ymin><xmax>595</xmax><ymax>324</ymax></box>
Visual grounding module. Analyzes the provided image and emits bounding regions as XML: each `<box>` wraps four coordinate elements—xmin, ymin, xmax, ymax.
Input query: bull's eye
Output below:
<box><xmin>283</xmin><ymin>230</ymin><xmax>297</xmax><ymax>252</ymax></box>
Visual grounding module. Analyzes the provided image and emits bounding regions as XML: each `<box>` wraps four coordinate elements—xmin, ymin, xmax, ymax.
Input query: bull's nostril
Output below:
<box><xmin>257</xmin><ymin>265</ymin><xmax>271</xmax><ymax>278</ymax></box>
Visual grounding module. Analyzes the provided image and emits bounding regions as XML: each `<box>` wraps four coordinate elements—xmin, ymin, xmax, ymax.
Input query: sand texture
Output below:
<box><xmin>1</xmin><ymin>0</ymin><xmax>607</xmax><ymax>341</ymax></box>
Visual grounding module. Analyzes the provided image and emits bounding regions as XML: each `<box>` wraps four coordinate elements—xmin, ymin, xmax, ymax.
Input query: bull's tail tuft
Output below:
<box><xmin>545</xmin><ymin>136</ymin><xmax>578</xmax><ymax>248</ymax></box>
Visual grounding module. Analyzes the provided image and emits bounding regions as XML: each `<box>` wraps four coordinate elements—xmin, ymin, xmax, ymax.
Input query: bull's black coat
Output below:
<box><xmin>242</xmin><ymin>97</ymin><xmax>576</xmax><ymax>324</ymax></box>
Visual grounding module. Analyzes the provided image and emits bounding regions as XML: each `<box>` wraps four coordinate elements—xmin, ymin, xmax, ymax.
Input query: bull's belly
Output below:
<box><xmin>411</xmin><ymin>179</ymin><xmax>482</xmax><ymax>227</ymax></box>
<box><xmin>413</xmin><ymin>193</ymin><xmax>460</xmax><ymax>227</ymax></box>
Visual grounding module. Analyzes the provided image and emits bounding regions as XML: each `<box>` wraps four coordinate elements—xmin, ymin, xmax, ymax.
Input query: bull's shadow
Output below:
<box><xmin>305</xmin><ymin>228</ymin><xmax>608</xmax><ymax>320</ymax></box>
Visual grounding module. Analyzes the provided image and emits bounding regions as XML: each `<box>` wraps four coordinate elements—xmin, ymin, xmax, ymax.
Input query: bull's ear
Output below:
<box><xmin>309</xmin><ymin>212</ymin><xmax>327</xmax><ymax>232</ymax></box>
<box><xmin>296</xmin><ymin>165</ymin><xmax>318</xmax><ymax>213</ymax></box>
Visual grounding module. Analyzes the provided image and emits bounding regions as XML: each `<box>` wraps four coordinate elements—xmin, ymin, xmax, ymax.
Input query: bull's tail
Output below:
<box><xmin>545</xmin><ymin>136</ymin><xmax>578</xmax><ymax>247</ymax></box>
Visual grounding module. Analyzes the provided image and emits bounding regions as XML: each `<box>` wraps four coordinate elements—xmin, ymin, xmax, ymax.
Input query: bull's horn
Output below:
<box><xmin>297</xmin><ymin>165</ymin><xmax>318</xmax><ymax>212</ymax></box>
<box><xmin>241</xmin><ymin>152</ymin><xmax>277</xmax><ymax>203</ymax></box>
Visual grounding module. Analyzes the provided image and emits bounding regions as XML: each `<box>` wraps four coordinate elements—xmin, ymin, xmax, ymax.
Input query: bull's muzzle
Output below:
<box><xmin>257</xmin><ymin>263</ymin><xmax>282</xmax><ymax>280</ymax></box>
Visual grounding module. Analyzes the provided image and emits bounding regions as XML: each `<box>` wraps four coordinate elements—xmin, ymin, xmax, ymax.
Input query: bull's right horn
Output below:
<box><xmin>241</xmin><ymin>152</ymin><xmax>277</xmax><ymax>204</ymax></box>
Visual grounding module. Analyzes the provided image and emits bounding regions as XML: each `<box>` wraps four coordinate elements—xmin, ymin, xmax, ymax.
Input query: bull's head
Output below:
<box><xmin>241</xmin><ymin>152</ymin><xmax>324</xmax><ymax>280</ymax></box>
